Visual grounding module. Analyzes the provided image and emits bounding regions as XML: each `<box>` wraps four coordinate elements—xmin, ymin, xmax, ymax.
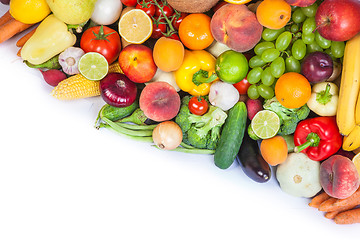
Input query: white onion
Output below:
<box><xmin>209</xmin><ymin>81</ymin><xmax>240</xmax><ymax>111</ymax></box>
<box><xmin>152</xmin><ymin>121</ymin><xmax>183</xmax><ymax>150</ymax></box>
<box><xmin>91</xmin><ymin>0</ymin><xmax>123</xmax><ymax>25</ymax></box>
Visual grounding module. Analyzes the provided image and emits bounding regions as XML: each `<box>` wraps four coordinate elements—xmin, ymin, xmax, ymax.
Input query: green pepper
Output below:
<box><xmin>21</xmin><ymin>14</ymin><xmax>76</xmax><ymax>65</ymax></box>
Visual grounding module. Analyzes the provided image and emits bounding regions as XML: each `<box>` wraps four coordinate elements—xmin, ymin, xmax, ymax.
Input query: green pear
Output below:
<box><xmin>46</xmin><ymin>0</ymin><xmax>97</xmax><ymax>24</ymax></box>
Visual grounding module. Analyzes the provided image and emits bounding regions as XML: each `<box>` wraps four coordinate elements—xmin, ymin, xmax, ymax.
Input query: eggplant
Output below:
<box><xmin>236</xmin><ymin>131</ymin><xmax>271</xmax><ymax>183</ymax></box>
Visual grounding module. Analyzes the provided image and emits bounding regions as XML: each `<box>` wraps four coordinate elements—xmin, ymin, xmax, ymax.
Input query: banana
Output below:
<box><xmin>336</xmin><ymin>33</ymin><xmax>360</xmax><ymax>136</ymax></box>
<box><xmin>343</xmin><ymin>124</ymin><xmax>360</xmax><ymax>151</ymax></box>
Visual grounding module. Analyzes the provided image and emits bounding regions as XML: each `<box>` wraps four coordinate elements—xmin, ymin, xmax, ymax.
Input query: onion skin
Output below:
<box><xmin>100</xmin><ymin>73</ymin><xmax>137</xmax><ymax>107</ymax></box>
<box><xmin>152</xmin><ymin>121</ymin><xmax>183</xmax><ymax>150</ymax></box>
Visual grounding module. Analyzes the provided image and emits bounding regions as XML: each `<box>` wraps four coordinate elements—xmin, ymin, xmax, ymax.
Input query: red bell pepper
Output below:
<box><xmin>294</xmin><ymin>116</ymin><xmax>342</xmax><ymax>161</ymax></box>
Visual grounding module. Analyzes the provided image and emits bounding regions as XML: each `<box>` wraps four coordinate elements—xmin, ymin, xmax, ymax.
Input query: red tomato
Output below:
<box><xmin>136</xmin><ymin>0</ymin><xmax>156</xmax><ymax>17</ymax></box>
<box><xmin>171</xmin><ymin>12</ymin><xmax>188</xmax><ymax>30</ymax></box>
<box><xmin>233</xmin><ymin>77</ymin><xmax>251</xmax><ymax>95</ymax></box>
<box><xmin>80</xmin><ymin>25</ymin><xmax>121</xmax><ymax>64</ymax></box>
<box><xmin>167</xmin><ymin>32</ymin><xmax>180</xmax><ymax>40</ymax></box>
<box><xmin>121</xmin><ymin>0</ymin><xmax>137</xmax><ymax>7</ymax></box>
<box><xmin>189</xmin><ymin>96</ymin><xmax>209</xmax><ymax>115</ymax></box>
<box><xmin>155</xmin><ymin>1</ymin><xmax>174</xmax><ymax>18</ymax></box>
<box><xmin>151</xmin><ymin>18</ymin><xmax>167</xmax><ymax>39</ymax></box>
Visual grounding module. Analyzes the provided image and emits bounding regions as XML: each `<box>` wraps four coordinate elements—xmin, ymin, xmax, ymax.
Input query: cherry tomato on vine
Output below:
<box><xmin>136</xmin><ymin>0</ymin><xmax>156</xmax><ymax>17</ymax></box>
<box><xmin>80</xmin><ymin>25</ymin><xmax>121</xmax><ymax>64</ymax></box>
<box><xmin>155</xmin><ymin>1</ymin><xmax>174</xmax><ymax>18</ymax></box>
<box><xmin>121</xmin><ymin>0</ymin><xmax>137</xmax><ymax>7</ymax></box>
<box><xmin>167</xmin><ymin>32</ymin><xmax>180</xmax><ymax>40</ymax></box>
<box><xmin>151</xmin><ymin>18</ymin><xmax>167</xmax><ymax>39</ymax></box>
<box><xmin>171</xmin><ymin>12</ymin><xmax>188</xmax><ymax>30</ymax></box>
<box><xmin>233</xmin><ymin>77</ymin><xmax>251</xmax><ymax>95</ymax></box>
<box><xmin>189</xmin><ymin>96</ymin><xmax>209</xmax><ymax>115</ymax></box>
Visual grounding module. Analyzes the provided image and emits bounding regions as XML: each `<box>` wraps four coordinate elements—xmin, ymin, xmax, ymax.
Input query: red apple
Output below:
<box><xmin>320</xmin><ymin>155</ymin><xmax>360</xmax><ymax>199</ymax></box>
<box><xmin>118</xmin><ymin>44</ymin><xmax>157</xmax><ymax>83</ymax></box>
<box><xmin>315</xmin><ymin>0</ymin><xmax>360</xmax><ymax>41</ymax></box>
<box><xmin>285</xmin><ymin>0</ymin><xmax>316</xmax><ymax>7</ymax></box>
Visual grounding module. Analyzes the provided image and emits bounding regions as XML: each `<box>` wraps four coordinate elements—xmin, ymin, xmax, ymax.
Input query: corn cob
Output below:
<box><xmin>51</xmin><ymin>74</ymin><xmax>101</xmax><ymax>100</ymax></box>
<box><xmin>51</xmin><ymin>62</ymin><xmax>124</xmax><ymax>100</ymax></box>
<box><xmin>108</xmin><ymin>62</ymin><xmax>123</xmax><ymax>73</ymax></box>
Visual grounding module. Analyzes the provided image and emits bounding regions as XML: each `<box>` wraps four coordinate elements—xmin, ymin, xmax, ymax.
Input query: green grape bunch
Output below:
<box><xmin>246</xmin><ymin>2</ymin><xmax>345</xmax><ymax>100</ymax></box>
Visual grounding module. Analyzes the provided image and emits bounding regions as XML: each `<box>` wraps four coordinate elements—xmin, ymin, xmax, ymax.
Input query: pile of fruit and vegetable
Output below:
<box><xmin>2</xmin><ymin>0</ymin><xmax>360</xmax><ymax>224</ymax></box>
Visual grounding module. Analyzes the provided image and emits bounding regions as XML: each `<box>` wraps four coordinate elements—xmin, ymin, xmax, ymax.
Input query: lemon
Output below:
<box><xmin>78</xmin><ymin>52</ymin><xmax>109</xmax><ymax>81</ymax></box>
<box><xmin>10</xmin><ymin>0</ymin><xmax>51</xmax><ymax>24</ymax></box>
<box><xmin>224</xmin><ymin>0</ymin><xmax>252</xmax><ymax>4</ymax></box>
<box><xmin>118</xmin><ymin>9</ymin><xmax>153</xmax><ymax>44</ymax></box>
<box><xmin>251</xmin><ymin>110</ymin><xmax>280</xmax><ymax>139</ymax></box>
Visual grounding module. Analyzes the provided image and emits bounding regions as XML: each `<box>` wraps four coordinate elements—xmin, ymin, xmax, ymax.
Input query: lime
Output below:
<box><xmin>251</xmin><ymin>110</ymin><xmax>280</xmax><ymax>139</ymax></box>
<box><xmin>78</xmin><ymin>52</ymin><xmax>109</xmax><ymax>81</ymax></box>
<box><xmin>215</xmin><ymin>50</ymin><xmax>249</xmax><ymax>84</ymax></box>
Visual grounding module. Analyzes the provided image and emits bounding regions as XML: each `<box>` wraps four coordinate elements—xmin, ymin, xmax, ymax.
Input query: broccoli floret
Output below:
<box><xmin>296</xmin><ymin>104</ymin><xmax>311</xmax><ymax>121</ymax></box>
<box><xmin>175</xmin><ymin>96</ymin><xmax>227</xmax><ymax>150</ymax></box>
<box><xmin>263</xmin><ymin>97</ymin><xmax>310</xmax><ymax>136</ymax></box>
<box><xmin>207</xmin><ymin>126</ymin><xmax>221</xmax><ymax>150</ymax></box>
<box><xmin>187</xmin><ymin>127</ymin><xmax>209</xmax><ymax>149</ymax></box>
<box><xmin>175</xmin><ymin>96</ymin><xmax>192</xmax><ymax>132</ymax></box>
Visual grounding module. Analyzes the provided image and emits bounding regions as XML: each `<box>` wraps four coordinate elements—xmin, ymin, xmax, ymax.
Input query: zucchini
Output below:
<box><xmin>214</xmin><ymin>101</ymin><xmax>247</xmax><ymax>169</ymax></box>
<box><xmin>99</xmin><ymin>101</ymin><xmax>138</xmax><ymax>121</ymax></box>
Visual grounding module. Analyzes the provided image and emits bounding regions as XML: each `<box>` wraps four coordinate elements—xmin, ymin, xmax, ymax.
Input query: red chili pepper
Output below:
<box><xmin>293</xmin><ymin>116</ymin><xmax>342</xmax><ymax>161</ymax></box>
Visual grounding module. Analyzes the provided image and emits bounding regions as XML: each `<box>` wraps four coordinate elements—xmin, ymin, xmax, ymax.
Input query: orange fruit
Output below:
<box><xmin>118</xmin><ymin>9</ymin><xmax>153</xmax><ymax>44</ymax></box>
<box><xmin>260</xmin><ymin>135</ymin><xmax>288</xmax><ymax>166</ymax></box>
<box><xmin>153</xmin><ymin>37</ymin><xmax>185</xmax><ymax>72</ymax></box>
<box><xmin>256</xmin><ymin>0</ymin><xmax>291</xmax><ymax>29</ymax></box>
<box><xmin>275</xmin><ymin>72</ymin><xmax>311</xmax><ymax>109</ymax></box>
<box><xmin>178</xmin><ymin>13</ymin><xmax>214</xmax><ymax>50</ymax></box>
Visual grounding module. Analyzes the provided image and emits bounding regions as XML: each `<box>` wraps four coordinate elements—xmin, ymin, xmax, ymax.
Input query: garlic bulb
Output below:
<box><xmin>58</xmin><ymin>47</ymin><xmax>85</xmax><ymax>75</ymax></box>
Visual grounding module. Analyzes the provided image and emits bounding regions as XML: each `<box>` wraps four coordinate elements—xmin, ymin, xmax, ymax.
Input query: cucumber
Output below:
<box><xmin>214</xmin><ymin>101</ymin><xmax>247</xmax><ymax>169</ymax></box>
<box><xmin>99</xmin><ymin>101</ymin><xmax>138</xmax><ymax>122</ymax></box>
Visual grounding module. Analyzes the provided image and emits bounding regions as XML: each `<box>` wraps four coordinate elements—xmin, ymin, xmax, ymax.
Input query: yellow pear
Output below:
<box><xmin>46</xmin><ymin>0</ymin><xmax>97</xmax><ymax>24</ymax></box>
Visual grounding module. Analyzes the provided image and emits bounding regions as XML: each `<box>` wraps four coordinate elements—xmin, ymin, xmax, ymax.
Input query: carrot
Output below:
<box><xmin>16</xmin><ymin>26</ymin><xmax>37</xmax><ymax>47</ymax></box>
<box><xmin>318</xmin><ymin>197</ymin><xmax>337</xmax><ymax>211</ymax></box>
<box><xmin>0</xmin><ymin>10</ymin><xmax>12</xmax><ymax>26</ymax></box>
<box><xmin>17</xmin><ymin>47</ymin><xmax>21</xmax><ymax>57</ymax></box>
<box><xmin>325</xmin><ymin>211</ymin><xmax>340</xmax><ymax>219</ymax></box>
<box><xmin>0</xmin><ymin>18</ymin><xmax>33</xmax><ymax>44</ymax></box>
<box><xmin>309</xmin><ymin>191</ymin><xmax>330</xmax><ymax>208</ymax></box>
<box><xmin>334</xmin><ymin>208</ymin><xmax>360</xmax><ymax>224</ymax></box>
<box><xmin>333</xmin><ymin>187</ymin><xmax>360</xmax><ymax>207</ymax></box>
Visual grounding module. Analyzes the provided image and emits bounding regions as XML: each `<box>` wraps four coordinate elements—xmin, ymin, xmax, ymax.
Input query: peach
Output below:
<box><xmin>139</xmin><ymin>82</ymin><xmax>181</xmax><ymax>122</ymax></box>
<box><xmin>118</xmin><ymin>44</ymin><xmax>157</xmax><ymax>83</ymax></box>
<box><xmin>210</xmin><ymin>3</ymin><xmax>263</xmax><ymax>53</ymax></box>
<box><xmin>285</xmin><ymin>0</ymin><xmax>316</xmax><ymax>7</ymax></box>
<box><xmin>320</xmin><ymin>155</ymin><xmax>360</xmax><ymax>199</ymax></box>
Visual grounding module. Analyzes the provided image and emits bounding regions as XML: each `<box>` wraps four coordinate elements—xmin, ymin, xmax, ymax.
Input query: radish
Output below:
<box><xmin>246</xmin><ymin>98</ymin><xmax>263</xmax><ymax>120</ymax></box>
<box><xmin>39</xmin><ymin>69</ymin><xmax>67</xmax><ymax>87</ymax></box>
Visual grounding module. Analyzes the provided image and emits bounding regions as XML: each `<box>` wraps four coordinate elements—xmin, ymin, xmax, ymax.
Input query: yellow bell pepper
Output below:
<box><xmin>175</xmin><ymin>50</ymin><xmax>218</xmax><ymax>96</ymax></box>
<box><xmin>21</xmin><ymin>14</ymin><xmax>76</xmax><ymax>65</ymax></box>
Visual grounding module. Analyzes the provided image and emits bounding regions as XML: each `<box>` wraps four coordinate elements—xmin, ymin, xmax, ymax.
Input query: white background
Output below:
<box><xmin>1</xmin><ymin>4</ymin><xmax>360</xmax><ymax>240</ymax></box>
